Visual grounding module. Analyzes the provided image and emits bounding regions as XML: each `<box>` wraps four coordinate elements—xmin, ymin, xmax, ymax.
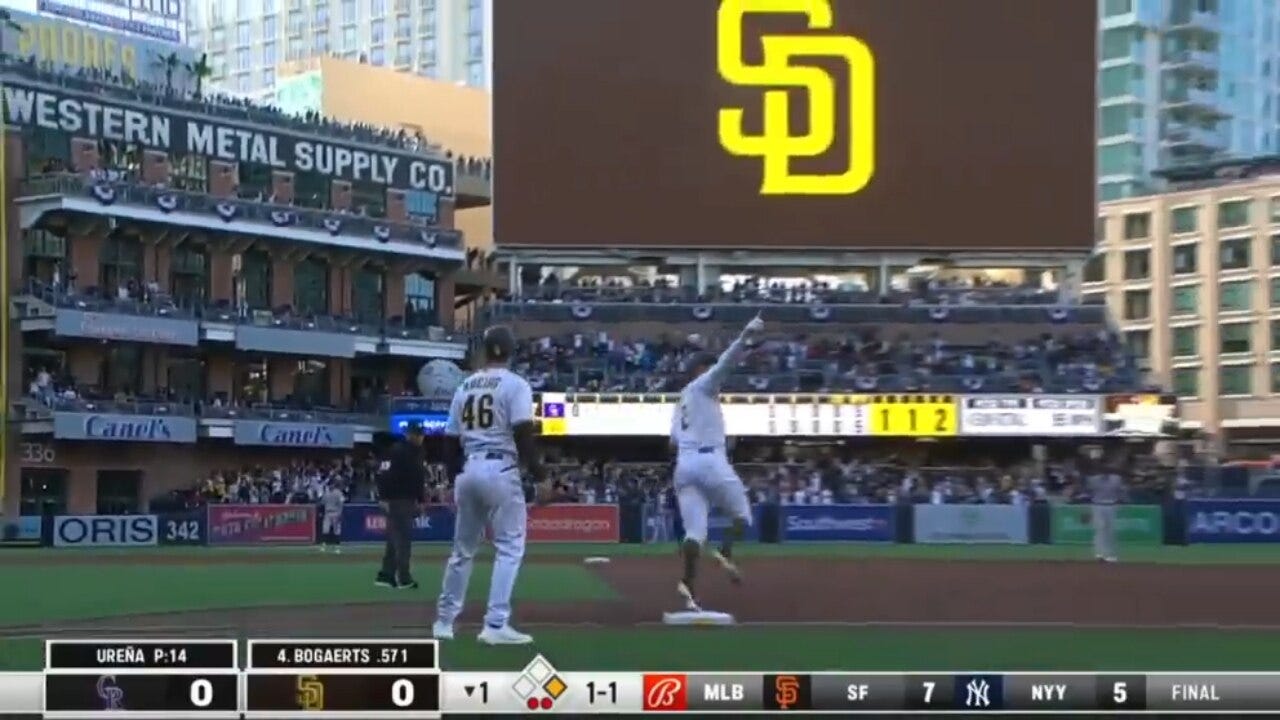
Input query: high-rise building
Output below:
<box><xmin>1098</xmin><ymin>0</ymin><xmax>1280</xmax><ymax>201</ymax></box>
<box><xmin>186</xmin><ymin>0</ymin><xmax>490</xmax><ymax>97</ymax></box>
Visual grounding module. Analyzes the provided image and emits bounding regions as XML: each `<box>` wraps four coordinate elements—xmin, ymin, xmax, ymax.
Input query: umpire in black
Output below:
<box><xmin>376</xmin><ymin>421</ymin><xmax>426</xmax><ymax>589</ymax></box>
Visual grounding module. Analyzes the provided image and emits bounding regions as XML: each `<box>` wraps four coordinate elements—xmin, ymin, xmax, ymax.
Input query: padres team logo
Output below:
<box><xmin>716</xmin><ymin>0</ymin><xmax>875</xmax><ymax>196</ymax></box>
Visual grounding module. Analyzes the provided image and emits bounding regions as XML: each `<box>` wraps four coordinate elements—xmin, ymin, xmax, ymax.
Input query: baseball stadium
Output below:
<box><xmin>4</xmin><ymin>0</ymin><xmax>1280</xmax><ymax>716</ymax></box>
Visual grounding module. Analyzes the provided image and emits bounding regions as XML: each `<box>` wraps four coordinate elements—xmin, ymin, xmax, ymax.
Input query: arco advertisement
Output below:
<box><xmin>1185</xmin><ymin>499</ymin><xmax>1280</xmax><ymax>543</ymax></box>
<box><xmin>1051</xmin><ymin>504</ymin><xmax>1162</xmax><ymax>546</ymax></box>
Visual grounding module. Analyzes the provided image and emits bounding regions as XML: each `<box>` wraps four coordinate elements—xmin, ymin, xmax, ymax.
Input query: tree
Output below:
<box><xmin>0</xmin><ymin>10</ymin><xmax>24</xmax><ymax>61</ymax></box>
<box><xmin>185</xmin><ymin>53</ymin><xmax>213</xmax><ymax>99</ymax></box>
<box><xmin>152</xmin><ymin>51</ymin><xmax>182</xmax><ymax>94</ymax></box>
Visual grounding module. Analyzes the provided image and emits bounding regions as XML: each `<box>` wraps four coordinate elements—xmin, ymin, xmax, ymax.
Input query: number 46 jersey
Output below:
<box><xmin>447</xmin><ymin>368</ymin><xmax>534</xmax><ymax>457</ymax></box>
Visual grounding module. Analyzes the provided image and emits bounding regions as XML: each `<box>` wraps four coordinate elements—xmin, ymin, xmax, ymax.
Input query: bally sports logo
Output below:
<box><xmin>643</xmin><ymin>674</ymin><xmax>688</xmax><ymax>711</ymax></box>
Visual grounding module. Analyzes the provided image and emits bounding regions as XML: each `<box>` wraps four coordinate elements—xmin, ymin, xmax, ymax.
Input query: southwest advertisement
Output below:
<box><xmin>913</xmin><ymin>504</ymin><xmax>1029</xmax><ymax>544</ymax></box>
<box><xmin>341</xmin><ymin>504</ymin><xmax>454</xmax><ymax>543</ymax></box>
<box><xmin>207</xmin><ymin>505</ymin><xmax>316</xmax><ymax>545</ymax></box>
<box><xmin>780</xmin><ymin>505</ymin><xmax>894</xmax><ymax>542</ymax></box>
<box><xmin>1185</xmin><ymin>499</ymin><xmax>1280</xmax><ymax>544</ymax></box>
<box><xmin>1051</xmin><ymin>504</ymin><xmax>1163</xmax><ymax>546</ymax></box>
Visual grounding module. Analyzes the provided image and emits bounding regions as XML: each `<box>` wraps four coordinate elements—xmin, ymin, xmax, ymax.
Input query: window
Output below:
<box><xmin>1125</xmin><ymin>330</ymin><xmax>1150</xmax><ymax>365</ymax></box>
<box><xmin>1221</xmin><ymin>237</ymin><xmax>1252</xmax><ymax>270</ymax></box>
<box><xmin>343</xmin><ymin>27</ymin><xmax>357</xmax><ymax>49</ymax></box>
<box><xmin>342</xmin><ymin>0</ymin><xmax>357</xmax><ymax>23</ymax></box>
<box><xmin>99</xmin><ymin>235</ymin><xmax>142</xmax><ymax>293</ymax></box>
<box><xmin>396</xmin><ymin>15</ymin><xmax>411</xmax><ymax>39</ymax></box>
<box><xmin>1272</xmin><ymin>364</ymin><xmax>1280</xmax><ymax>394</ymax></box>
<box><xmin>371</xmin><ymin>0</ymin><xmax>386</xmax><ymax>16</ymax></box>
<box><xmin>1123</xmin><ymin>212</ymin><xmax>1150</xmax><ymax>240</ymax></box>
<box><xmin>20</xmin><ymin>469</ymin><xmax>67</xmax><ymax>516</ymax></box>
<box><xmin>1172</xmin><ymin>326</ymin><xmax>1198</xmax><ymax>357</ymax></box>
<box><xmin>1220</xmin><ymin>323</ymin><xmax>1253</xmax><ymax>354</ymax></box>
<box><xmin>294</xmin><ymin>257</ymin><xmax>330</xmax><ymax>315</ymax></box>
<box><xmin>316</xmin><ymin>30</ymin><xmax>329</xmax><ymax>51</ymax></box>
<box><xmin>467</xmin><ymin>0</ymin><xmax>483</xmax><ymax>33</ymax></box>
<box><xmin>23</xmin><ymin>229</ymin><xmax>66</xmax><ymax>286</ymax></box>
<box><xmin>263</xmin><ymin>41</ymin><xmax>277</xmax><ymax>65</ymax></box>
<box><xmin>294</xmin><ymin>359</ymin><xmax>330</xmax><ymax>405</ymax></box>
<box><xmin>262</xmin><ymin>67</ymin><xmax>275</xmax><ymax>87</ymax></box>
<box><xmin>288</xmin><ymin>9</ymin><xmax>303</xmax><ymax>34</ymax></box>
<box><xmin>264</xmin><ymin>15</ymin><xmax>278</xmax><ymax>37</ymax></box>
<box><xmin>1103</xmin><ymin>0</ymin><xmax>1132</xmax><ymax>16</ymax></box>
<box><xmin>396</xmin><ymin>41</ymin><xmax>411</xmax><ymax>65</ymax></box>
<box><xmin>468</xmin><ymin>32</ymin><xmax>483</xmax><ymax>60</ymax></box>
<box><xmin>372</xmin><ymin>19</ymin><xmax>385</xmax><ymax>43</ymax></box>
<box><xmin>96</xmin><ymin>471</ymin><xmax>140</xmax><ymax>515</ymax></box>
<box><xmin>1172</xmin><ymin>244</ymin><xmax>1198</xmax><ymax>274</ymax></box>
<box><xmin>1095</xmin><ymin>217</ymin><xmax>1106</xmax><ymax>242</ymax></box>
<box><xmin>314</xmin><ymin>3</ymin><xmax>328</xmax><ymax>24</ymax></box>
<box><xmin>235</xmin><ymin>48</ymin><xmax>250</xmax><ymax>70</ymax></box>
<box><xmin>353</xmin><ymin>267</ymin><xmax>385</xmax><ymax>323</ymax></box>
<box><xmin>1123</xmin><ymin>249</ymin><xmax>1150</xmax><ymax>280</ymax></box>
<box><xmin>236</xmin><ymin>21</ymin><xmax>251</xmax><ymax>44</ymax></box>
<box><xmin>1123</xmin><ymin>289</ymin><xmax>1150</xmax><ymax>320</ymax></box>
<box><xmin>170</xmin><ymin>245</ymin><xmax>208</xmax><ymax>307</ymax></box>
<box><xmin>1171</xmin><ymin>206</ymin><xmax>1199</xmax><ymax>234</ymax></box>
<box><xmin>1083</xmin><ymin>254</ymin><xmax>1106</xmax><ymax>283</ymax></box>
<box><xmin>467</xmin><ymin>61</ymin><xmax>484</xmax><ymax>87</ymax></box>
<box><xmin>1271</xmin><ymin>234</ymin><xmax>1280</xmax><ymax>265</ymax></box>
<box><xmin>419</xmin><ymin>36</ymin><xmax>436</xmax><ymax>61</ymax></box>
<box><xmin>101</xmin><ymin>344</ymin><xmax>142</xmax><ymax>394</ymax></box>
<box><xmin>287</xmin><ymin>38</ymin><xmax>304</xmax><ymax>61</ymax></box>
<box><xmin>370</xmin><ymin>46</ymin><xmax>386</xmax><ymax>65</ymax></box>
<box><xmin>1172</xmin><ymin>368</ymin><xmax>1199</xmax><ymax>398</ymax></box>
<box><xmin>241</xmin><ymin>250</ymin><xmax>272</xmax><ymax>309</ymax></box>
<box><xmin>263</xmin><ymin>0</ymin><xmax>276</xmax><ymax>12</ymax></box>
<box><xmin>1220</xmin><ymin>365</ymin><xmax>1253</xmax><ymax>396</ymax></box>
<box><xmin>1271</xmin><ymin>197</ymin><xmax>1280</xmax><ymax>224</ymax></box>
<box><xmin>404</xmin><ymin>272</ymin><xmax>436</xmax><ymax>327</ymax></box>
<box><xmin>1218</xmin><ymin>199</ymin><xmax>1252</xmax><ymax>229</ymax></box>
<box><xmin>1220</xmin><ymin>280</ymin><xmax>1253</xmax><ymax>311</ymax></box>
<box><xmin>418</xmin><ymin>61</ymin><xmax>435</xmax><ymax>77</ymax></box>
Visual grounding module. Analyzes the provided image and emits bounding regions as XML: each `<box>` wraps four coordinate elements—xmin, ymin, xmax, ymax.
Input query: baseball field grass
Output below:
<box><xmin>2</xmin><ymin>543</ymin><xmax>1278</xmax><ymax>673</ymax></box>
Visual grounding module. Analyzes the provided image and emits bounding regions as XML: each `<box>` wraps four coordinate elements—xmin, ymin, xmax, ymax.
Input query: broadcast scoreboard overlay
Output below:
<box><xmin>1</xmin><ymin>640</ymin><xmax>1277</xmax><ymax>716</ymax></box>
<box><xmin>531</xmin><ymin>393</ymin><xmax>1177</xmax><ymax>437</ymax></box>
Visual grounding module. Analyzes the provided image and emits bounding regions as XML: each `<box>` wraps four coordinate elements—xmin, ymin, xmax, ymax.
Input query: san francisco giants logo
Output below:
<box><xmin>716</xmin><ymin>0</ymin><xmax>875</xmax><ymax>196</ymax></box>
<box><xmin>775</xmin><ymin>675</ymin><xmax>800</xmax><ymax>709</ymax></box>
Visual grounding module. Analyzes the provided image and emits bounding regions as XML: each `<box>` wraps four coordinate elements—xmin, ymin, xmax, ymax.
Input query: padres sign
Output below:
<box><xmin>716</xmin><ymin>0</ymin><xmax>875</xmax><ymax>196</ymax></box>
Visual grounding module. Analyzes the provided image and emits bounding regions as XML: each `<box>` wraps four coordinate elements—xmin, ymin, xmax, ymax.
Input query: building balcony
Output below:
<box><xmin>1162</xmin><ymin>87</ymin><xmax>1229</xmax><ymax>118</ymax></box>
<box><xmin>1162</xmin><ymin>49</ymin><xmax>1218</xmax><ymax>75</ymax></box>
<box><xmin>1165</xmin><ymin>11</ymin><xmax>1220</xmax><ymax>35</ymax></box>
<box><xmin>1161</xmin><ymin>123</ymin><xmax>1224</xmax><ymax>152</ymax></box>
<box><xmin>16</xmin><ymin>174</ymin><xmax>465</xmax><ymax>263</ymax></box>
<box><xmin>12</xmin><ymin>280</ymin><xmax>467</xmax><ymax>361</ymax></box>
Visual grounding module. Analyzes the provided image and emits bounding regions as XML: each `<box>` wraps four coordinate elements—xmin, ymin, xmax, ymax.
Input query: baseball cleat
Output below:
<box><xmin>478</xmin><ymin>624</ymin><xmax>533</xmax><ymax>645</ymax></box>
<box><xmin>1104</xmin><ymin>556</ymin><xmax>1118</xmax><ymax>563</ymax></box>
<box><xmin>677</xmin><ymin>581</ymin><xmax>702</xmax><ymax>611</ymax></box>
<box><xmin>318</xmin><ymin>546</ymin><xmax>328</xmax><ymax>553</ymax></box>
<box><xmin>711</xmin><ymin>549</ymin><xmax>743</xmax><ymax>584</ymax></box>
<box><xmin>396</xmin><ymin>579</ymin><xmax>420</xmax><ymax>590</ymax></box>
<box><xmin>374</xmin><ymin>573</ymin><xmax>396</xmax><ymax>588</ymax></box>
<box><xmin>431</xmin><ymin>621</ymin><xmax>455</xmax><ymax>640</ymax></box>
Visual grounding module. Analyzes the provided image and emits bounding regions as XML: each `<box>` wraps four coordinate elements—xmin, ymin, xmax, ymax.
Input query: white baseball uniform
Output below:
<box><xmin>1088</xmin><ymin>472</ymin><xmax>1124</xmax><ymax>560</ymax></box>
<box><xmin>671</xmin><ymin>336</ymin><xmax>753</xmax><ymax>544</ymax></box>
<box><xmin>321</xmin><ymin>487</ymin><xmax>344</xmax><ymax>537</ymax></box>
<box><xmin>436</xmin><ymin>367</ymin><xmax>533</xmax><ymax>629</ymax></box>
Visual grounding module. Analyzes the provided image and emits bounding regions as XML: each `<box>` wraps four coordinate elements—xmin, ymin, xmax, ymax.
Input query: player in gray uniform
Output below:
<box><xmin>1088</xmin><ymin>468</ymin><xmax>1125</xmax><ymax>563</ymax></box>
<box><xmin>670</xmin><ymin>312</ymin><xmax>764</xmax><ymax>611</ymax></box>
<box><xmin>433</xmin><ymin>326</ymin><xmax>551</xmax><ymax>645</ymax></box>
<box><xmin>319</xmin><ymin>484</ymin><xmax>345</xmax><ymax>553</ymax></box>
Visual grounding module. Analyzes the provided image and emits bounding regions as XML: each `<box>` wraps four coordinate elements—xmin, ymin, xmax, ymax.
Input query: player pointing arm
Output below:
<box><xmin>690</xmin><ymin>312</ymin><xmax>764</xmax><ymax>395</ymax></box>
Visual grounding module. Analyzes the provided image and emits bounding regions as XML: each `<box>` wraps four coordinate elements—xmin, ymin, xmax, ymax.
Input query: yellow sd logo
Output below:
<box><xmin>716</xmin><ymin>0</ymin><xmax>875</xmax><ymax>196</ymax></box>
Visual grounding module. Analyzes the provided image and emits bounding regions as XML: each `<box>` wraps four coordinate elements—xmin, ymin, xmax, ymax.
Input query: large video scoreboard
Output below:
<box><xmin>0</xmin><ymin>639</ymin><xmax>1273</xmax><ymax>715</ymax></box>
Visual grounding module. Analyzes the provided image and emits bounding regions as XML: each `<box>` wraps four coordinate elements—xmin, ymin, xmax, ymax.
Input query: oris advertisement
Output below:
<box><xmin>52</xmin><ymin>515</ymin><xmax>158</xmax><ymax>547</ymax></box>
<box><xmin>494</xmin><ymin>0</ymin><xmax>1095</xmax><ymax>251</ymax></box>
<box><xmin>960</xmin><ymin>396</ymin><xmax>1102</xmax><ymax>436</ymax></box>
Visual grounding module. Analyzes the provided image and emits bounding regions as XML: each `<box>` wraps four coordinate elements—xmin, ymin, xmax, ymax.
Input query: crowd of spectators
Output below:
<box><xmin>3</xmin><ymin>55</ymin><xmax>492</xmax><ymax>176</ymax></box>
<box><xmin>159</xmin><ymin>442</ymin><xmax>1187</xmax><ymax>513</ymax></box>
<box><xmin>510</xmin><ymin>327</ymin><xmax>1137</xmax><ymax>394</ymax></box>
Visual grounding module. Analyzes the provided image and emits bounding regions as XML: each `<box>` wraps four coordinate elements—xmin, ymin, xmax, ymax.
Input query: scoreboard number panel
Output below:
<box><xmin>869</xmin><ymin>396</ymin><xmax>958</xmax><ymax>437</ymax></box>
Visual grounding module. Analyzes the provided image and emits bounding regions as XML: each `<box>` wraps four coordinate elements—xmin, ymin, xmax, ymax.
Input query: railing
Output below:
<box><xmin>202</xmin><ymin>404</ymin><xmax>381</xmax><ymax>426</ymax></box>
<box><xmin>49</xmin><ymin>396</ymin><xmax>198</xmax><ymax>416</ymax></box>
<box><xmin>20</xmin><ymin>174</ymin><xmax>465</xmax><ymax>253</ymax></box>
